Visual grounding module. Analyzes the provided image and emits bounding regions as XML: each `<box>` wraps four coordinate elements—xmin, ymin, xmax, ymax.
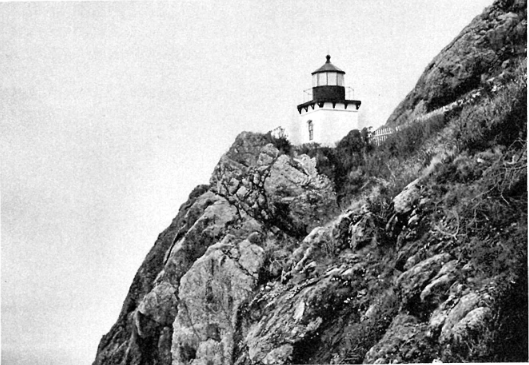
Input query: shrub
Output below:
<box><xmin>378</xmin><ymin>113</ymin><xmax>446</xmax><ymax>160</ymax></box>
<box><xmin>339</xmin><ymin>289</ymin><xmax>399</xmax><ymax>363</ymax></box>
<box><xmin>455</xmin><ymin>61</ymin><xmax>527</xmax><ymax>153</ymax></box>
<box><xmin>265</xmin><ymin>129</ymin><xmax>292</xmax><ymax>155</ymax></box>
<box><xmin>294</xmin><ymin>143</ymin><xmax>343</xmax><ymax>191</ymax></box>
<box><xmin>444</xmin><ymin>145</ymin><xmax>528</xmax><ymax>281</ymax></box>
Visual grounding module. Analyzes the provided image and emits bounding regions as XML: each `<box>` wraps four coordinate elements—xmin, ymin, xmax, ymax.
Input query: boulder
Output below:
<box><xmin>397</xmin><ymin>253</ymin><xmax>452</xmax><ymax>309</ymax></box>
<box><xmin>420</xmin><ymin>260</ymin><xmax>458</xmax><ymax>305</ymax></box>
<box><xmin>349</xmin><ymin>212</ymin><xmax>378</xmax><ymax>250</ymax></box>
<box><xmin>451</xmin><ymin>307</ymin><xmax>492</xmax><ymax>344</ymax></box>
<box><xmin>393</xmin><ymin>179</ymin><xmax>422</xmax><ymax>215</ymax></box>
<box><xmin>292</xmin><ymin>226</ymin><xmax>332</xmax><ymax>273</ymax></box>
<box><xmin>439</xmin><ymin>292</ymin><xmax>482</xmax><ymax>344</ymax></box>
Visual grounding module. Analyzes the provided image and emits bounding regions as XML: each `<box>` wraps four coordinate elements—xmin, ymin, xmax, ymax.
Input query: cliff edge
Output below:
<box><xmin>94</xmin><ymin>1</ymin><xmax>527</xmax><ymax>363</ymax></box>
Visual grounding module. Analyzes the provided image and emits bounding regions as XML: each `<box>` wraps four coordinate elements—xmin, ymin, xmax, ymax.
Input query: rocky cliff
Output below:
<box><xmin>93</xmin><ymin>1</ymin><xmax>527</xmax><ymax>364</ymax></box>
<box><xmin>386</xmin><ymin>0</ymin><xmax>526</xmax><ymax>126</ymax></box>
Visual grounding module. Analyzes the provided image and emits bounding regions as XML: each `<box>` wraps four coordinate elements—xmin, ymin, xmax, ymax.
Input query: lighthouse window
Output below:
<box><xmin>337</xmin><ymin>74</ymin><xmax>344</xmax><ymax>86</ymax></box>
<box><xmin>318</xmin><ymin>73</ymin><xmax>326</xmax><ymax>86</ymax></box>
<box><xmin>308</xmin><ymin>120</ymin><xmax>314</xmax><ymax>140</ymax></box>
<box><xmin>328</xmin><ymin>72</ymin><xmax>337</xmax><ymax>85</ymax></box>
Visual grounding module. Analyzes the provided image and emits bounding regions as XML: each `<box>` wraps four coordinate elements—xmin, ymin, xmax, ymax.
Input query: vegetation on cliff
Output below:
<box><xmin>386</xmin><ymin>0</ymin><xmax>526</xmax><ymax>126</ymax></box>
<box><xmin>94</xmin><ymin>1</ymin><xmax>527</xmax><ymax>364</ymax></box>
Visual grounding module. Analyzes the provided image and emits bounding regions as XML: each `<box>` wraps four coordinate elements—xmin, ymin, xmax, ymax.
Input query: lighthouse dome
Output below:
<box><xmin>311</xmin><ymin>55</ymin><xmax>345</xmax><ymax>75</ymax></box>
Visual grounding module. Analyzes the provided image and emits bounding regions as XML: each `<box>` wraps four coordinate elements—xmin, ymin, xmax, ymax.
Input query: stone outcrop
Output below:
<box><xmin>93</xmin><ymin>133</ymin><xmax>338</xmax><ymax>365</ymax></box>
<box><xmin>386</xmin><ymin>0</ymin><xmax>526</xmax><ymax>126</ymax></box>
<box><xmin>172</xmin><ymin>236</ymin><xmax>265</xmax><ymax>365</ymax></box>
<box><xmin>94</xmin><ymin>1</ymin><xmax>527</xmax><ymax>364</ymax></box>
<box><xmin>364</xmin><ymin>314</ymin><xmax>433</xmax><ymax>364</ymax></box>
<box><xmin>397</xmin><ymin>252</ymin><xmax>453</xmax><ymax>313</ymax></box>
<box><xmin>211</xmin><ymin>134</ymin><xmax>337</xmax><ymax>237</ymax></box>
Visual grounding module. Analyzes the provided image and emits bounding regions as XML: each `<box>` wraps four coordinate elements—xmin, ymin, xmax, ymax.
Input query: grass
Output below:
<box><xmin>260</xmin><ymin>56</ymin><xmax>527</xmax><ymax>363</ymax></box>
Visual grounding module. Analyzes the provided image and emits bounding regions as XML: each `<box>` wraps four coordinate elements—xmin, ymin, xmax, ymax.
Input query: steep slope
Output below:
<box><xmin>94</xmin><ymin>1</ymin><xmax>527</xmax><ymax>364</ymax></box>
<box><xmin>93</xmin><ymin>133</ymin><xmax>339</xmax><ymax>365</ymax></box>
<box><xmin>386</xmin><ymin>0</ymin><xmax>526</xmax><ymax>127</ymax></box>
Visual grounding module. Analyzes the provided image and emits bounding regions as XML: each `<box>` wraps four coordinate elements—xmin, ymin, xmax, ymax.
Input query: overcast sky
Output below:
<box><xmin>2</xmin><ymin>1</ymin><xmax>493</xmax><ymax>364</ymax></box>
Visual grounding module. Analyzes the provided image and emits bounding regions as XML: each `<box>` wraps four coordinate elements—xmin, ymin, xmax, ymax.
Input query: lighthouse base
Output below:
<box><xmin>289</xmin><ymin>102</ymin><xmax>359</xmax><ymax>147</ymax></box>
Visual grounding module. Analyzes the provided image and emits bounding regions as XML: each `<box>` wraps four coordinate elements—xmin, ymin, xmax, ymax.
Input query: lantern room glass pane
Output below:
<box><xmin>312</xmin><ymin>74</ymin><xmax>317</xmax><ymax>87</ymax></box>
<box><xmin>327</xmin><ymin>72</ymin><xmax>337</xmax><ymax>85</ymax></box>
<box><xmin>337</xmin><ymin>74</ymin><xmax>344</xmax><ymax>86</ymax></box>
<box><xmin>318</xmin><ymin>73</ymin><xmax>326</xmax><ymax>86</ymax></box>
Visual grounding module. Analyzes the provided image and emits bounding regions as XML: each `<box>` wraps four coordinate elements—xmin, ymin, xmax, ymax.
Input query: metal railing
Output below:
<box><xmin>302</xmin><ymin>87</ymin><xmax>355</xmax><ymax>102</ymax></box>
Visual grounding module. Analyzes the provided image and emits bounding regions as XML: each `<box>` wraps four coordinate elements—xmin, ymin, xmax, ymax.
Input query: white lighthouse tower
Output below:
<box><xmin>290</xmin><ymin>55</ymin><xmax>361</xmax><ymax>146</ymax></box>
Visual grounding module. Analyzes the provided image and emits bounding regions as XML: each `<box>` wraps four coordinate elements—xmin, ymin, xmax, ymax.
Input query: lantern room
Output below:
<box><xmin>312</xmin><ymin>55</ymin><xmax>345</xmax><ymax>87</ymax></box>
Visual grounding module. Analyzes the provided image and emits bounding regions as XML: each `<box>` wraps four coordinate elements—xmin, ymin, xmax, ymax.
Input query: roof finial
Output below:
<box><xmin>326</xmin><ymin>55</ymin><xmax>331</xmax><ymax>63</ymax></box>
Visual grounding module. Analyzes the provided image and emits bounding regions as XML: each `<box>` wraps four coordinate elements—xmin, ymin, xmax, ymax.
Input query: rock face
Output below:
<box><xmin>93</xmin><ymin>132</ymin><xmax>339</xmax><ymax>365</ymax></box>
<box><xmin>211</xmin><ymin>136</ymin><xmax>337</xmax><ymax>238</ymax></box>
<box><xmin>172</xmin><ymin>237</ymin><xmax>265</xmax><ymax>365</ymax></box>
<box><xmin>386</xmin><ymin>0</ymin><xmax>526</xmax><ymax>126</ymax></box>
<box><xmin>93</xmin><ymin>1</ymin><xmax>527</xmax><ymax>364</ymax></box>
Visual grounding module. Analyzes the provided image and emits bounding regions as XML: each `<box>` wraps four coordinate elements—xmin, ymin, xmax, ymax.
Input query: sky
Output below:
<box><xmin>1</xmin><ymin>1</ymin><xmax>494</xmax><ymax>364</ymax></box>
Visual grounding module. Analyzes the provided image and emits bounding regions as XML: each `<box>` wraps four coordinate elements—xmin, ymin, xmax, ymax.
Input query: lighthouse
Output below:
<box><xmin>291</xmin><ymin>55</ymin><xmax>361</xmax><ymax>146</ymax></box>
